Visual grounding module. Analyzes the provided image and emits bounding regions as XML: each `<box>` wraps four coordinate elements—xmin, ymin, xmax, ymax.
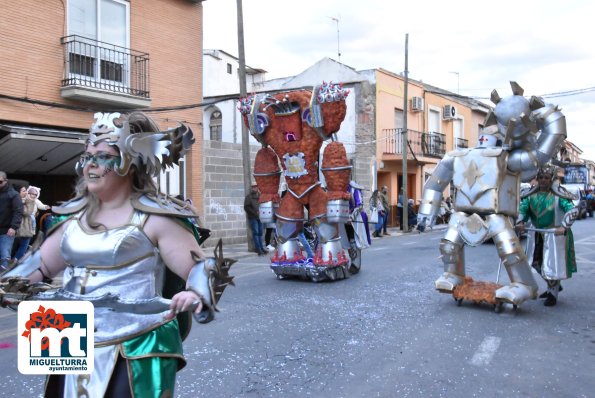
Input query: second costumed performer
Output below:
<box><xmin>238</xmin><ymin>82</ymin><xmax>356</xmax><ymax>282</ymax></box>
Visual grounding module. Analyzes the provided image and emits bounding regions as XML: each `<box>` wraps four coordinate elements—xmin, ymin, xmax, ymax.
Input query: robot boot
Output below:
<box><xmin>495</xmin><ymin>282</ymin><xmax>537</xmax><ymax>305</ymax></box>
<box><xmin>435</xmin><ymin>239</ymin><xmax>465</xmax><ymax>293</ymax></box>
<box><xmin>493</xmin><ymin>229</ymin><xmax>538</xmax><ymax>305</ymax></box>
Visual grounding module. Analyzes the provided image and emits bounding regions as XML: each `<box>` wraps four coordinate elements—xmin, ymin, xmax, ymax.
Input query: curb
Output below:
<box><xmin>221</xmin><ymin>224</ymin><xmax>449</xmax><ymax>261</ymax></box>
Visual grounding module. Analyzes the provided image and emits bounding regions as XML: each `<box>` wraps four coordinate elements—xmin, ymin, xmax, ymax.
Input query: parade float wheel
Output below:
<box><xmin>494</xmin><ymin>301</ymin><xmax>503</xmax><ymax>313</ymax></box>
<box><xmin>455</xmin><ymin>298</ymin><xmax>463</xmax><ymax>306</ymax></box>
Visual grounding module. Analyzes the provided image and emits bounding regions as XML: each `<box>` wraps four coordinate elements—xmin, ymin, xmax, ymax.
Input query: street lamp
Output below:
<box><xmin>328</xmin><ymin>16</ymin><xmax>341</xmax><ymax>62</ymax></box>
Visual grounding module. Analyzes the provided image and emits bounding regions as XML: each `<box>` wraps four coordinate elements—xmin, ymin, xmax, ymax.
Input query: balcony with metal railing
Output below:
<box><xmin>455</xmin><ymin>137</ymin><xmax>469</xmax><ymax>149</ymax></box>
<box><xmin>60</xmin><ymin>35</ymin><xmax>151</xmax><ymax>108</ymax></box>
<box><xmin>382</xmin><ymin>128</ymin><xmax>446</xmax><ymax>159</ymax></box>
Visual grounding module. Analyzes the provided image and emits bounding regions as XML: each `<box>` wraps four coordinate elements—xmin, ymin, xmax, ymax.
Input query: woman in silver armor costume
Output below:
<box><xmin>3</xmin><ymin>112</ymin><xmax>226</xmax><ymax>397</ymax></box>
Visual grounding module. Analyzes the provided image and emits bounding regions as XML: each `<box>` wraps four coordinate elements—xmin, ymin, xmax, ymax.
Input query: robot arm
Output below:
<box><xmin>507</xmin><ymin>101</ymin><xmax>566</xmax><ymax>182</ymax></box>
<box><xmin>418</xmin><ymin>154</ymin><xmax>455</xmax><ymax>225</ymax></box>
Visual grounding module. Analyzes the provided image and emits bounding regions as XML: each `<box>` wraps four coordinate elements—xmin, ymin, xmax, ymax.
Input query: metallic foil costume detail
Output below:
<box><xmin>419</xmin><ymin>82</ymin><xmax>567</xmax><ymax>307</ymax></box>
<box><xmin>239</xmin><ymin>83</ymin><xmax>359</xmax><ymax>282</ymax></box>
<box><xmin>3</xmin><ymin>194</ymin><xmax>233</xmax><ymax>396</ymax></box>
<box><xmin>519</xmin><ymin>177</ymin><xmax>578</xmax><ymax>295</ymax></box>
<box><xmin>77</xmin><ymin>112</ymin><xmax>195</xmax><ymax>177</ymax></box>
<box><xmin>186</xmin><ymin>240</ymin><xmax>236</xmax><ymax>324</ymax></box>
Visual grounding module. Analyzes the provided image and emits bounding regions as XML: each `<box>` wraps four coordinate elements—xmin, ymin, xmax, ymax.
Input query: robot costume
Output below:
<box><xmin>239</xmin><ymin>83</ymin><xmax>360</xmax><ymax>282</ymax></box>
<box><xmin>418</xmin><ymin>82</ymin><xmax>567</xmax><ymax>307</ymax></box>
<box><xmin>2</xmin><ymin>112</ymin><xmax>235</xmax><ymax>397</ymax></box>
<box><xmin>519</xmin><ymin>166</ymin><xmax>578</xmax><ymax>304</ymax></box>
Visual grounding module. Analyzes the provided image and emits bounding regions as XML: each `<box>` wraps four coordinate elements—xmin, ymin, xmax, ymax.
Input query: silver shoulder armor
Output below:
<box><xmin>52</xmin><ymin>196</ymin><xmax>87</xmax><ymax>215</ymax></box>
<box><xmin>552</xmin><ymin>182</ymin><xmax>578</xmax><ymax>201</ymax></box>
<box><xmin>520</xmin><ymin>184</ymin><xmax>538</xmax><ymax>199</ymax></box>
<box><xmin>131</xmin><ymin>194</ymin><xmax>198</xmax><ymax>219</ymax></box>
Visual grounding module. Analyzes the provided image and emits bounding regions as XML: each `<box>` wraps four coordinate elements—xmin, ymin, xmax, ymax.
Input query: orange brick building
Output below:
<box><xmin>0</xmin><ymin>0</ymin><xmax>205</xmax><ymax>211</ymax></box>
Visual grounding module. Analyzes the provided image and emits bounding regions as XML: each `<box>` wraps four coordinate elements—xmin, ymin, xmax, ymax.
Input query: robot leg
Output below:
<box><xmin>273</xmin><ymin>218</ymin><xmax>302</xmax><ymax>261</ymax></box>
<box><xmin>312</xmin><ymin>219</ymin><xmax>349</xmax><ymax>267</ymax></box>
<box><xmin>435</xmin><ymin>237</ymin><xmax>465</xmax><ymax>292</ymax></box>
<box><xmin>492</xmin><ymin>223</ymin><xmax>538</xmax><ymax>305</ymax></box>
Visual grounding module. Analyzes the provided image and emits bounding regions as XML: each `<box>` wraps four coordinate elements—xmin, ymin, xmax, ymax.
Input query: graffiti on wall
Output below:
<box><xmin>209</xmin><ymin>199</ymin><xmax>242</xmax><ymax>220</ymax></box>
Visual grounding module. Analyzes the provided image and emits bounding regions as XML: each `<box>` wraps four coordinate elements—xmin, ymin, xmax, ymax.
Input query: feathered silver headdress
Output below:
<box><xmin>79</xmin><ymin>112</ymin><xmax>195</xmax><ymax>177</ymax></box>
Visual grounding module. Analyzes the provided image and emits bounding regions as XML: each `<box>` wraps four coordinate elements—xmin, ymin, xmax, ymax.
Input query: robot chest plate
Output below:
<box><xmin>283</xmin><ymin>152</ymin><xmax>309</xmax><ymax>179</ymax></box>
<box><xmin>452</xmin><ymin>150</ymin><xmax>519</xmax><ymax>215</ymax></box>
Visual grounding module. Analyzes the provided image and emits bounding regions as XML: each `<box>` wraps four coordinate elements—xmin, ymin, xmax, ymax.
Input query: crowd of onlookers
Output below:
<box><xmin>0</xmin><ymin>171</ymin><xmax>51</xmax><ymax>270</ymax></box>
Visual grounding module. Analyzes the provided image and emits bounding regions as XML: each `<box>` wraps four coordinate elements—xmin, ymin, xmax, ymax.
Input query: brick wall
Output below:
<box><xmin>0</xmin><ymin>0</ymin><xmax>205</xmax><ymax>208</ymax></box>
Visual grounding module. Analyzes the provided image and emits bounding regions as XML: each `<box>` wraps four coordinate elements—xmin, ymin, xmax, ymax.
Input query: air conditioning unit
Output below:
<box><xmin>411</xmin><ymin>96</ymin><xmax>424</xmax><ymax>112</ymax></box>
<box><xmin>443</xmin><ymin>105</ymin><xmax>456</xmax><ymax>120</ymax></box>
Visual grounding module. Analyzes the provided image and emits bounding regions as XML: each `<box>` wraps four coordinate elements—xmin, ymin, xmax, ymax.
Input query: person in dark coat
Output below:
<box><xmin>0</xmin><ymin>171</ymin><xmax>23</xmax><ymax>270</ymax></box>
<box><xmin>244</xmin><ymin>185</ymin><xmax>266</xmax><ymax>255</ymax></box>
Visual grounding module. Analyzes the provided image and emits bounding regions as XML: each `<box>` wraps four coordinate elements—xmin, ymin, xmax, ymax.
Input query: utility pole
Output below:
<box><xmin>236</xmin><ymin>0</ymin><xmax>254</xmax><ymax>250</ymax></box>
<box><xmin>402</xmin><ymin>33</ymin><xmax>409</xmax><ymax>232</ymax></box>
<box><xmin>329</xmin><ymin>17</ymin><xmax>341</xmax><ymax>62</ymax></box>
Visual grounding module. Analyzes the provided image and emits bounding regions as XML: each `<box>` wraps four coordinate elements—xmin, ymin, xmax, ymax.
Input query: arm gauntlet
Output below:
<box><xmin>2</xmin><ymin>250</ymin><xmax>51</xmax><ymax>283</ymax></box>
<box><xmin>186</xmin><ymin>258</ymin><xmax>217</xmax><ymax>324</ymax></box>
<box><xmin>561</xmin><ymin>207</ymin><xmax>578</xmax><ymax>229</ymax></box>
<box><xmin>185</xmin><ymin>242</ymin><xmax>236</xmax><ymax>324</ymax></box>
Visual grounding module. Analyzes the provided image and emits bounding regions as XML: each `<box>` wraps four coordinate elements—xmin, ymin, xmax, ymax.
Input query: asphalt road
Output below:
<box><xmin>1</xmin><ymin>218</ymin><xmax>594</xmax><ymax>397</ymax></box>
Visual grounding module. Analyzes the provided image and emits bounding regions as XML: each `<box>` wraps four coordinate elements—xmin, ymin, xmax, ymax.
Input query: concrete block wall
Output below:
<box><xmin>202</xmin><ymin>140</ymin><xmax>258</xmax><ymax>247</ymax></box>
<box><xmin>351</xmin><ymin>81</ymin><xmax>376</xmax><ymax>201</ymax></box>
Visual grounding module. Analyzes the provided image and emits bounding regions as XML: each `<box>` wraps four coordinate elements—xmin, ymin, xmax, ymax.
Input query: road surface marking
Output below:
<box><xmin>470</xmin><ymin>336</ymin><xmax>501</xmax><ymax>366</ymax></box>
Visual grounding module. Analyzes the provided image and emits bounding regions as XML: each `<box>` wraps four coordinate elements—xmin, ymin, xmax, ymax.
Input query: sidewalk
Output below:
<box><xmin>214</xmin><ymin>223</ymin><xmax>449</xmax><ymax>261</ymax></box>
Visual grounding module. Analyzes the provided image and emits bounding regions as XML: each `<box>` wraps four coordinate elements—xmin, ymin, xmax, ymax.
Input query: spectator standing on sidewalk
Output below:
<box><xmin>369</xmin><ymin>189</ymin><xmax>385</xmax><ymax>238</ymax></box>
<box><xmin>380</xmin><ymin>186</ymin><xmax>390</xmax><ymax>235</ymax></box>
<box><xmin>244</xmin><ymin>184</ymin><xmax>266</xmax><ymax>255</ymax></box>
<box><xmin>0</xmin><ymin>171</ymin><xmax>23</xmax><ymax>270</ymax></box>
<box><xmin>13</xmin><ymin>185</ymin><xmax>37</xmax><ymax>261</ymax></box>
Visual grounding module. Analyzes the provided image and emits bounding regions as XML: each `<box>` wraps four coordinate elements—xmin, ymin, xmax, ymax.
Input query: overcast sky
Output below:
<box><xmin>203</xmin><ymin>0</ymin><xmax>595</xmax><ymax>161</ymax></box>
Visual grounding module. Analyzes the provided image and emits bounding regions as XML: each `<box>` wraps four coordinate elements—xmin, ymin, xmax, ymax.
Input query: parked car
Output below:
<box><xmin>560</xmin><ymin>184</ymin><xmax>588</xmax><ymax>219</ymax></box>
<box><xmin>584</xmin><ymin>190</ymin><xmax>594</xmax><ymax>217</ymax></box>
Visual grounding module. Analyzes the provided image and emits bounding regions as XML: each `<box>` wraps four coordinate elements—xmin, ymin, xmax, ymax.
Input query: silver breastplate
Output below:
<box><xmin>452</xmin><ymin>148</ymin><xmax>519</xmax><ymax>217</ymax></box>
<box><xmin>60</xmin><ymin>211</ymin><xmax>168</xmax><ymax>345</ymax></box>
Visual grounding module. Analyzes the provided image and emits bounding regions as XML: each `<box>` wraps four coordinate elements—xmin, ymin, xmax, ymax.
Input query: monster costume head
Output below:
<box><xmin>76</xmin><ymin>112</ymin><xmax>195</xmax><ymax>177</ymax></box>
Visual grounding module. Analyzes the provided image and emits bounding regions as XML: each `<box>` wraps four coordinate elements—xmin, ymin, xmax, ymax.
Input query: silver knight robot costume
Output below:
<box><xmin>1</xmin><ymin>112</ymin><xmax>234</xmax><ymax>397</ymax></box>
<box><xmin>418</xmin><ymin>82</ymin><xmax>567</xmax><ymax>307</ymax></box>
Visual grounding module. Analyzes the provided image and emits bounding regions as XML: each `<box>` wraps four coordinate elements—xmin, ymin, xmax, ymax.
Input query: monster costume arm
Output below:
<box><xmin>418</xmin><ymin>154</ymin><xmax>455</xmax><ymax>225</ymax></box>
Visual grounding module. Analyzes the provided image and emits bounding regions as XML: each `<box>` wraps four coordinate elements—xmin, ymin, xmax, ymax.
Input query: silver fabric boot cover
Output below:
<box><xmin>276</xmin><ymin>239</ymin><xmax>302</xmax><ymax>260</ymax></box>
<box><xmin>491</xmin><ymin>217</ymin><xmax>538</xmax><ymax>305</ymax></box>
<box><xmin>435</xmin><ymin>215</ymin><xmax>466</xmax><ymax>292</ymax></box>
<box><xmin>436</xmin><ymin>238</ymin><xmax>465</xmax><ymax>292</ymax></box>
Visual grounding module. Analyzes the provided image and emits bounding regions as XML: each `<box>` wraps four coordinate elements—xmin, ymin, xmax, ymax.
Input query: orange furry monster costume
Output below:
<box><xmin>239</xmin><ymin>82</ymin><xmax>354</xmax><ymax>281</ymax></box>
